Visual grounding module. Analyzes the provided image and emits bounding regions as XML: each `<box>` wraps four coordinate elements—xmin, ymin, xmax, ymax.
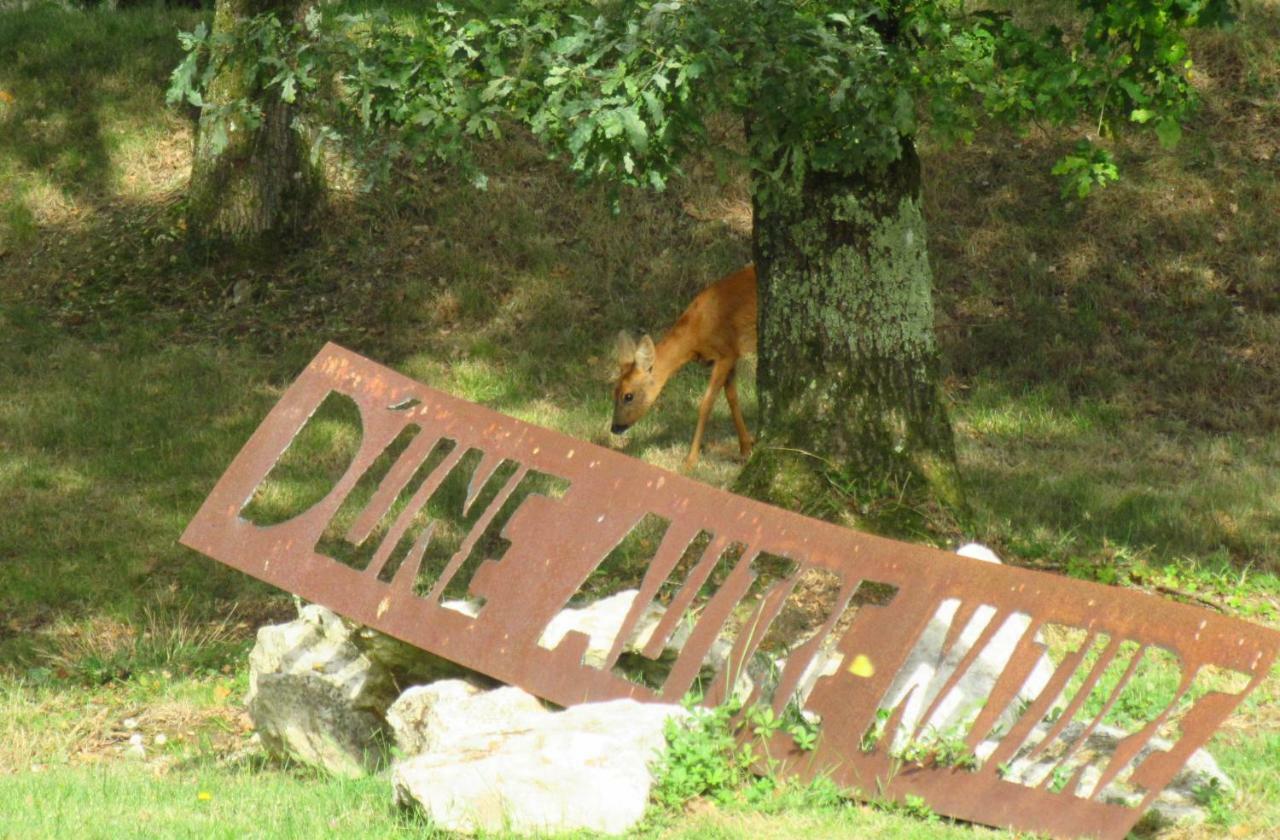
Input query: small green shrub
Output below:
<box><xmin>1194</xmin><ymin>777</ymin><xmax>1236</xmax><ymax>828</ymax></box>
<box><xmin>650</xmin><ymin>698</ymin><xmax>820</xmax><ymax>811</ymax></box>
<box><xmin>652</xmin><ymin>701</ymin><xmax>757</xmax><ymax>809</ymax></box>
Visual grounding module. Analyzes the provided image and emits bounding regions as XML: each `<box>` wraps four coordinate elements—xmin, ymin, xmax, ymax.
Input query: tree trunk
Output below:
<box><xmin>736</xmin><ymin>138</ymin><xmax>963</xmax><ymax>534</ymax></box>
<box><xmin>186</xmin><ymin>0</ymin><xmax>323</xmax><ymax>252</ymax></box>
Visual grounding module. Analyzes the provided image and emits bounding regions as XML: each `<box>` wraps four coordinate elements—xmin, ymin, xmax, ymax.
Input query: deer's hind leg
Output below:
<box><xmin>723</xmin><ymin>363</ymin><xmax>753</xmax><ymax>457</ymax></box>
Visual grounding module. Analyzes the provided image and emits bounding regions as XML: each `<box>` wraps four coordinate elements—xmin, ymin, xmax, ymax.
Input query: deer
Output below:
<box><xmin>611</xmin><ymin>264</ymin><xmax>757</xmax><ymax>470</ymax></box>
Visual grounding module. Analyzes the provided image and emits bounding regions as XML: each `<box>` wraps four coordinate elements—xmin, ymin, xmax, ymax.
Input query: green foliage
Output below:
<box><xmin>894</xmin><ymin>729</ymin><xmax>980</xmax><ymax>772</ymax></box>
<box><xmin>1193</xmin><ymin>775</ymin><xmax>1237</xmax><ymax>827</ymax></box>
<box><xmin>1067</xmin><ymin>642</ymin><xmax>1185</xmax><ymax>731</ymax></box>
<box><xmin>166</xmin><ymin>14</ymin><xmax>298</xmax><ymax>156</ymax></box>
<box><xmin>167</xmin><ymin>1</ymin><xmax>1232</xmax><ymax>199</ymax></box>
<box><xmin>168</xmin><ymin>21</ymin><xmax>212</xmax><ymax>109</ymax></box>
<box><xmin>485</xmin><ymin>0</ymin><xmax>1228</xmax><ymax>200</ymax></box>
<box><xmin>867</xmin><ymin>710</ymin><xmax>981</xmax><ymax>773</ymax></box>
<box><xmin>167</xmin><ymin>5</ymin><xmax>513</xmax><ymax>179</ymax></box>
<box><xmin>1051</xmin><ymin>141</ymin><xmax>1120</xmax><ymax>198</ymax></box>
<box><xmin>861</xmin><ymin>707</ymin><xmax>893</xmax><ymax>752</ymax></box>
<box><xmin>886</xmin><ymin>794</ymin><xmax>940</xmax><ymax>824</ymax></box>
<box><xmin>1056</xmin><ymin>542</ymin><xmax>1278</xmax><ymax>622</ymax></box>
<box><xmin>650</xmin><ymin>698</ymin><xmax>819</xmax><ymax>811</ymax></box>
<box><xmin>652</xmin><ymin>701</ymin><xmax>757</xmax><ymax>809</ymax></box>
<box><xmin>1048</xmin><ymin>763</ymin><xmax>1075</xmax><ymax>794</ymax></box>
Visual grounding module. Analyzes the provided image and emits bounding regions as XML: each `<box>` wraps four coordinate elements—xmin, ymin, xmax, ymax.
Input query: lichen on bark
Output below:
<box><xmin>737</xmin><ymin>138</ymin><xmax>963</xmax><ymax>536</ymax></box>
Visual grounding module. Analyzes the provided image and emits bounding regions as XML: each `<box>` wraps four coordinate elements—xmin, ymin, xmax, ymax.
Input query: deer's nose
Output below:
<box><xmin>611</xmin><ymin>423</ymin><xmax>630</xmax><ymax>435</ymax></box>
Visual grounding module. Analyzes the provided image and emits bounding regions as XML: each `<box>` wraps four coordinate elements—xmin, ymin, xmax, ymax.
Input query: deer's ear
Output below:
<box><xmin>635</xmin><ymin>335</ymin><xmax>656</xmax><ymax>374</ymax></box>
<box><xmin>615</xmin><ymin>331</ymin><xmax>637</xmax><ymax>365</ymax></box>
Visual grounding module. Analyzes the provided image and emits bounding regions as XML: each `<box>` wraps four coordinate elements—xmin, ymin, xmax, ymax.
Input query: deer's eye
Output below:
<box><xmin>623</xmin><ymin>392</ymin><xmax>634</xmax><ymax>403</ymax></box>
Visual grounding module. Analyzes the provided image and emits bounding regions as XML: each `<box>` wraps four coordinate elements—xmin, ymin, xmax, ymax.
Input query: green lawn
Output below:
<box><xmin>2</xmin><ymin>3</ymin><xmax>1279</xmax><ymax>839</ymax></box>
<box><xmin>0</xmin><ymin>761</ymin><xmax>1018</xmax><ymax>840</ymax></box>
<box><xmin>0</xmin><ymin>763</ymin><xmax>437</xmax><ymax>839</ymax></box>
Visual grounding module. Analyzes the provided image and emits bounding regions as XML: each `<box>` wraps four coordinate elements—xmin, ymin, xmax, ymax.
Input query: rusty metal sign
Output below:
<box><xmin>182</xmin><ymin>343</ymin><xmax>1279</xmax><ymax>840</ymax></box>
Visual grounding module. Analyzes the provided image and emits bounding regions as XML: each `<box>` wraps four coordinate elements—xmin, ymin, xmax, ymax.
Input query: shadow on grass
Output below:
<box><xmin>0</xmin><ymin>6</ymin><xmax>203</xmax><ymax>205</ymax></box>
<box><xmin>0</xmin><ymin>295</ymin><xmax>294</xmax><ymax>644</ymax></box>
<box><xmin>922</xmin><ymin>2</ymin><xmax>1280</xmax><ymax>437</ymax></box>
<box><xmin>960</xmin><ymin>429</ymin><xmax>1280</xmax><ymax>574</ymax></box>
<box><xmin>923</xmin><ymin>121</ymin><xmax>1280</xmax><ymax>571</ymax></box>
<box><xmin>927</xmin><ymin>126</ymin><xmax>1280</xmax><ymax>435</ymax></box>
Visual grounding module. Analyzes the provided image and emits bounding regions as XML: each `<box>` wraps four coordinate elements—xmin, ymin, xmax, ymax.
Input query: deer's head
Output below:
<box><xmin>611</xmin><ymin>331</ymin><xmax>659</xmax><ymax>434</ymax></box>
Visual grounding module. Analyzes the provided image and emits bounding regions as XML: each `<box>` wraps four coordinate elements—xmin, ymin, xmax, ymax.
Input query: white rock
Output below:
<box><xmin>788</xmin><ymin>646</ymin><xmax>847</xmax><ymax>709</ymax></box>
<box><xmin>956</xmin><ymin>542</ymin><xmax>1003</xmax><ymax>564</ymax></box>
<box><xmin>392</xmin><ymin>690</ymin><xmax>686</xmax><ymax>836</ymax></box>
<box><xmin>875</xmin><ymin>544</ymin><xmax>1055</xmax><ymax>752</ymax></box>
<box><xmin>537</xmin><ymin>590</ymin><xmax>665</xmax><ymax>668</ymax></box>
<box><xmin>865</xmin><ymin>542</ymin><xmax>1235</xmax><ymax>827</ymax></box>
<box><xmin>531</xmin><ymin>547</ymin><xmax>1047</xmax><ymax>742</ymax></box>
<box><xmin>440</xmin><ymin>599</ymin><xmax>483</xmax><ymax>618</ymax></box>
<box><xmin>245</xmin><ymin>604</ymin><xmax>390</xmax><ymax>777</ymax></box>
<box><xmin>984</xmin><ymin>721</ymin><xmax>1234</xmax><ymax>827</ymax></box>
<box><xmin>245</xmin><ymin>602</ymin><xmax>481</xmax><ymax>777</ymax></box>
<box><xmin>538</xmin><ymin>590</ymin><xmax>748</xmax><ymax>700</ymax></box>
<box><xmin>387</xmin><ymin>680</ymin><xmax>548</xmax><ymax>757</ymax></box>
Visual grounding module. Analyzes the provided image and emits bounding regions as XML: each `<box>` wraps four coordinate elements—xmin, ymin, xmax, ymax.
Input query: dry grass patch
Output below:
<box><xmin>1</xmin><ymin>674</ymin><xmax>253</xmax><ymax>776</ymax></box>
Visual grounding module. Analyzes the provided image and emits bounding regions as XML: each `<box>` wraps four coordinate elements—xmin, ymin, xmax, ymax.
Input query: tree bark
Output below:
<box><xmin>736</xmin><ymin>138</ymin><xmax>963</xmax><ymax>533</ymax></box>
<box><xmin>186</xmin><ymin>0</ymin><xmax>323</xmax><ymax>252</ymax></box>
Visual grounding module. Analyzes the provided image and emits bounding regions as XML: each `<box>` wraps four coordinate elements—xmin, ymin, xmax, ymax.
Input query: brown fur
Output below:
<box><xmin>612</xmin><ymin>265</ymin><xmax>757</xmax><ymax>469</ymax></box>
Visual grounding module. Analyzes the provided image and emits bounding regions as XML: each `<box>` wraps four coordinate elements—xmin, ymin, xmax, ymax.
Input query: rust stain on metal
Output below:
<box><xmin>182</xmin><ymin>343</ymin><xmax>1279</xmax><ymax>840</ymax></box>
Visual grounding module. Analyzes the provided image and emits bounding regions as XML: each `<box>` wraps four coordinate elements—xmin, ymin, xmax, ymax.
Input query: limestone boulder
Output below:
<box><xmin>986</xmin><ymin>721</ymin><xmax>1235</xmax><ymax>828</ymax></box>
<box><xmin>536</xmin><ymin>590</ymin><xmax>667</xmax><ymax>669</ymax></box>
<box><xmin>538</xmin><ymin>589</ymin><xmax>747</xmax><ymax>700</ymax></box>
<box><xmin>246</xmin><ymin>602</ymin><xmax>475</xmax><ymax>776</ymax></box>
<box><xmin>392</xmin><ymin>688</ymin><xmax>687</xmax><ymax>836</ymax></box>
<box><xmin>386</xmin><ymin>680</ymin><xmax>548</xmax><ymax>757</ymax></box>
<box><xmin>875</xmin><ymin>543</ymin><xmax>1056</xmax><ymax>751</ymax></box>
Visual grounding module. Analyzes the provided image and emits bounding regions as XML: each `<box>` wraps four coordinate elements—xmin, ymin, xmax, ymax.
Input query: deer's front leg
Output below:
<box><xmin>684</xmin><ymin>359</ymin><xmax>733</xmax><ymax>470</ymax></box>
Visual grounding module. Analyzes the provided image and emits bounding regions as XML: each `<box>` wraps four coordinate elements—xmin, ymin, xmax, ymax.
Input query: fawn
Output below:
<box><xmin>611</xmin><ymin>265</ymin><xmax>757</xmax><ymax>470</ymax></box>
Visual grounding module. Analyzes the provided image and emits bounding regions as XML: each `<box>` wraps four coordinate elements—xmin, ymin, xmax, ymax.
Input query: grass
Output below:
<box><xmin>0</xmin><ymin>763</ymin><xmax>440</xmax><ymax>839</ymax></box>
<box><xmin>0</xmin><ymin>4</ymin><xmax>198</xmax><ymax>245</ymax></box>
<box><xmin>2</xmin><ymin>1</ymin><xmax>1280</xmax><ymax>838</ymax></box>
<box><xmin>959</xmin><ymin>380</ymin><xmax>1280</xmax><ymax>590</ymax></box>
<box><xmin>0</xmin><ymin>762</ymin><xmax>1005</xmax><ymax>840</ymax></box>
